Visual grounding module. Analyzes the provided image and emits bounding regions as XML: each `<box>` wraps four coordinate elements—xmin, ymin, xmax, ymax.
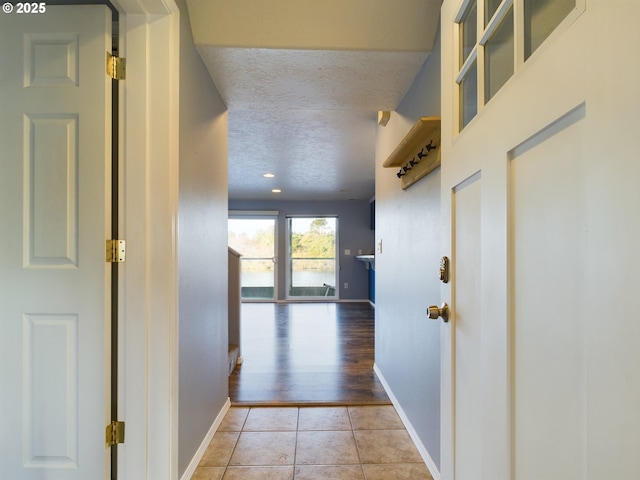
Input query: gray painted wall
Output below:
<box><xmin>374</xmin><ymin>27</ymin><xmax>442</xmax><ymax>468</ymax></box>
<box><xmin>229</xmin><ymin>199</ymin><xmax>374</xmax><ymax>301</ymax></box>
<box><xmin>177</xmin><ymin>0</ymin><xmax>229</xmax><ymax>475</ymax></box>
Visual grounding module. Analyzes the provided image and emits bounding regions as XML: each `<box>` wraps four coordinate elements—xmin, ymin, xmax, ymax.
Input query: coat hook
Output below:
<box><xmin>425</xmin><ymin>139</ymin><xmax>436</xmax><ymax>152</ymax></box>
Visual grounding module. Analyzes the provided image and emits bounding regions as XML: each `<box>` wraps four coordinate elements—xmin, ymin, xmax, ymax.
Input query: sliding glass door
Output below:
<box><xmin>228</xmin><ymin>216</ymin><xmax>277</xmax><ymax>301</ymax></box>
<box><xmin>287</xmin><ymin>216</ymin><xmax>338</xmax><ymax>300</ymax></box>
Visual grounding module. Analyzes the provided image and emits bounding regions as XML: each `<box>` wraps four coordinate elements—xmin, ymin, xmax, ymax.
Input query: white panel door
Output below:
<box><xmin>0</xmin><ymin>6</ymin><xmax>112</xmax><ymax>479</ymax></box>
<box><xmin>440</xmin><ymin>1</ymin><xmax>640</xmax><ymax>479</ymax></box>
<box><xmin>449</xmin><ymin>172</ymin><xmax>483</xmax><ymax>480</ymax></box>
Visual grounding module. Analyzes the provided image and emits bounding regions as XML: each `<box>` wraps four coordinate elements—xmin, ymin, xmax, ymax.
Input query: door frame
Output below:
<box><xmin>111</xmin><ymin>0</ymin><xmax>180</xmax><ymax>478</ymax></box>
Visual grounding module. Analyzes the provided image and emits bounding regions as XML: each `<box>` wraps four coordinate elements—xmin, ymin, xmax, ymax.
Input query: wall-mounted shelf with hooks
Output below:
<box><xmin>383</xmin><ymin>116</ymin><xmax>441</xmax><ymax>190</ymax></box>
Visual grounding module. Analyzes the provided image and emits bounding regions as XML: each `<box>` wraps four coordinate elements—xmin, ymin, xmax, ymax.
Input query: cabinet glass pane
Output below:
<box><xmin>525</xmin><ymin>0</ymin><xmax>575</xmax><ymax>59</ymax></box>
<box><xmin>460</xmin><ymin>0</ymin><xmax>477</xmax><ymax>66</ymax></box>
<box><xmin>485</xmin><ymin>0</ymin><xmax>502</xmax><ymax>26</ymax></box>
<box><xmin>485</xmin><ymin>9</ymin><xmax>514</xmax><ymax>103</ymax></box>
<box><xmin>460</xmin><ymin>61</ymin><xmax>478</xmax><ymax>130</ymax></box>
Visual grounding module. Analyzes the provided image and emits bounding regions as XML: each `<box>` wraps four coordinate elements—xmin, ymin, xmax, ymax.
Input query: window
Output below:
<box><xmin>485</xmin><ymin>8</ymin><xmax>514</xmax><ymax>102</ymax></box>
<box><xmin>287</xmin><ymin>216</ymin><xmax>338</xmax><ymax>300</ymax></box>
<box><xmin>460</xmin><ymin>0</ymin><xmax>477</xmax><ymax>66</ymax></box>
<box><xmin>455</xmin><ymin>0</ymin><xmax>577</xmax><ymax>132</ymax></box>
<box><xmin>228</xmin><ymin>216</ymin><xmax>277</xmax><ymax>301</ymax></box>
<box><xmin>457</xmin><ymin>0</ymin><xmax>478</xmax><ymax>128</ymax></box>
<box><xmin>524</xmin><ymin>0</ymin><xmax>575</xmax><ymax>59</ymax></box>
<box><xmin>460</xmin><ymin>60</ymin><xmax>478</xmax><ymax>130</ymax></box>
<box><xmin>485</xmin><ymin>0</ymin><xmax>502</xmax><ymax>25</ymax></box>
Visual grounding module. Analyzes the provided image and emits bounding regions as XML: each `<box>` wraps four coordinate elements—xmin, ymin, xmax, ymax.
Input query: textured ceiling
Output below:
<box><xmin>228</xmin><ymin>109</ymin><xmax>378</xmax><ymax>201</ymax></box>
<box><xmin>200</xmin><ymin>48</ymin><xmax>430</xmax><ymax>200</ymax></box>
<box><xmin>198</xmin><ymin>48</ymin><xmax>431</xmax><ymax>111</ymax></box>
<box><xmin>188</xmin><ymin>1</ymin><xmax>441</xmax><ymax>201</ymax></box>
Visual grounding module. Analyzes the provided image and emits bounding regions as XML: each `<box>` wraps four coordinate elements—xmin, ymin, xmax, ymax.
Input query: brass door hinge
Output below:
<box><xmin>106</xmin><ymin>421</ymin><xmax>125</xmax><ymax>446</ymax></box>
<box><xmin>106</xmin><ymin>239</ymin><xmax>126</xmax><ymax>263</ymax></box>
<box><xmin>106</xmin><ymin>51</ymin><xmax>126</xmax><ymax>80</ymax></box>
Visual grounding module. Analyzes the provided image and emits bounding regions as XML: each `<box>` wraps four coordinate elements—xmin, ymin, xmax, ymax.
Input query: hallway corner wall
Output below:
<box><xmin>374</xmin><ymin>24</ymin><xmax>442</xmax><ymax>471</ymax></box>
<box><xmin>176</xmin><ymin>0</ymin><xmax>229</xmax><ymax>476</ymax></box>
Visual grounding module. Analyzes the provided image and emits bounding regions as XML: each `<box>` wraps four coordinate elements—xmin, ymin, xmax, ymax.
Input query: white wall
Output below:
<box><xmin>374</xmin><ymin>27</ymin><xmax>442</xmax><ymax>470</ymax></box>
<box><xmin>176</xmin><ymin>0</ymin><xmax>229</xmax><ymax>475</ymax></box>
<box><xmin>187</xmin><ymin>0</ymin><xmax>439</xmax><ymax>52</ymax></box>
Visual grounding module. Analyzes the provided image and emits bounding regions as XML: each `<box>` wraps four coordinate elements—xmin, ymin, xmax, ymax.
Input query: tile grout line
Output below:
<box><xmin>293</xmin><ymin>407</ymin><xmax>300</xmax><ymax>477</ymax></box>
<box><xmin>348</xmin><ymin>406</ymin><xmax>368</xmax><ymax>480</ymax></box>
<box><xmin>222</xmin><ymin>407</ymin><xmax>247</xmax><ymax>476</ymax></box>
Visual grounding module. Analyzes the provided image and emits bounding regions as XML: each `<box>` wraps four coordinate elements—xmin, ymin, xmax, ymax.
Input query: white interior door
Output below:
<box><xmin>440</xmin><ymin>1</ymin><xmax>640</xmax><ymax>479</ymax></box>
<box><xmin>0</xmin><ymin>6</ymin><xmax>112</xmax><ymax>479</ymax></box>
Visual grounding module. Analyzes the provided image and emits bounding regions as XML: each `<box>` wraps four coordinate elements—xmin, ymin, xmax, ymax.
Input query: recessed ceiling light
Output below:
<box><xmin>272</xmin><ymin>189</ymin><xmax>282</xmax><ymax>193</ymax></box>
<box><xmin>263</xmin><ymin>173</ymin><xmax>275</xmax><ymax>178</ymax></box>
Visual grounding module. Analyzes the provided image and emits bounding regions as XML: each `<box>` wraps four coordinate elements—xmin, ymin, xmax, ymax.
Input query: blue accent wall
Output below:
<box><xmin>374</xmin><ymin>26</ymin><xmax>442</xmax><ymax>469</ymax></box>
<box><xmin>177</xmin><ymin>0</ymin><xmax>230</xmax><ymax>474</ymax></box>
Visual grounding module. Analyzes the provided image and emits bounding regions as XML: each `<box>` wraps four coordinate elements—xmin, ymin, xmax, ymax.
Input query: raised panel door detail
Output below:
<box><xmin>24</xmin><ymin>33</ymin><xmax>79</xmax><ymax>87</ymax></box>
<box><xmin>24</xmin><ymin>114</ymin><xmax>78</xmax><ymax>268</ymax></box>
<box><xmin>23</xmin><ymin>314</ymin><xmax>79</xmax><ymax>468</ymax></box>
<box><xmin>509</xmin><ymin>105</ymin><xmax>587</xmax><ymax>479</ymax></box>
<box><xmin>452</xmin><ymin>171</ymin><xmax>482</xmax><ymax>480</ymax></box>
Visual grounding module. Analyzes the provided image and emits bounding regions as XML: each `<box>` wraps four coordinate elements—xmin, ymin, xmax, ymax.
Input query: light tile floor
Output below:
<box><xmin>193</xmin><ymin>405</ymin><xmax>434</xmax><ymax>480</ymax></box>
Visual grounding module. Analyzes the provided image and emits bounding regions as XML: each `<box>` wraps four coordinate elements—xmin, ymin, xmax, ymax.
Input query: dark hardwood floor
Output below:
<box><xmin>229</xmin><ymin>302</ymin><xmax>390</xmax><ymax>406</ymax></box>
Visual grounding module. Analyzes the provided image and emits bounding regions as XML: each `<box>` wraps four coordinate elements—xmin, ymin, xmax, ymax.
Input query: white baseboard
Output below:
<box><xmin>374</xmin><ymin>364</ymin><xmax>441</xmax><ymax>480</ymax></box>
<box><xmin>180</xmin><ymin>397</ymin><xmax>231</xmax><ymax>480</ymax></box>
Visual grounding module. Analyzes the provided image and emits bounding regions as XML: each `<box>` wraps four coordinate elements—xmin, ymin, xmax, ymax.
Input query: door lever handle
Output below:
<box><xmin>427</xmin><ymin>303</ymin><xmax>449</xmax><ymax>322</ymax></box>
